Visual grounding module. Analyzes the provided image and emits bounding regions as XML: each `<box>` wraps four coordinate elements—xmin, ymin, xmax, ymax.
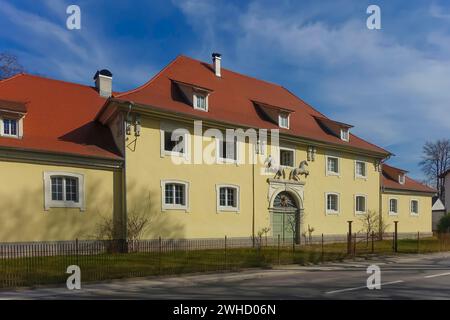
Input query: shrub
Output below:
<box><xmin>437</xmin><ymin>213</ymin><xmax>450</xmax><ymax>233</ymax></box>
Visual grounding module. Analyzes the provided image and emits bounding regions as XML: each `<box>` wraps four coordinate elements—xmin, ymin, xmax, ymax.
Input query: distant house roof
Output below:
<box><xmin>110</xmin><ymin>55</ymin><xmax>391</xmax><ymax>157</ymax></box>
<box><xmin>382</xmin><ymin>164</ymin><xmax>436</xmax><ymax>194</ymax></box>
<box><xmin>0</xmin><ymin>74</ymin><xmax>121</xmax><ymax>160</ymax></box>
<box><xmin>432</xmin><ymin>197</ymin><xmax>445</xmax><ymax>211</ymax></box>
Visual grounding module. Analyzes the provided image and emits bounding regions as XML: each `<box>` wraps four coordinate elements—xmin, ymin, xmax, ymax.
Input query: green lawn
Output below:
<box><xmin>1</xmin><ymin>237</ymin><xmax>449</xmax><ymax>289</ymax></box>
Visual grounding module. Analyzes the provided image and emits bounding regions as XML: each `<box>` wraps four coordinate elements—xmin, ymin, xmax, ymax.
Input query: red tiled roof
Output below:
<box><xmin>114</xmin><ymin>55</ymin><xmax>390</xmax><ymax>156</ymax></box>
<box><xmin>0</xmin><ymin>99</ymin><xmax>27</xmax><ymax>114</ymax></box>
<box><xmin>0</xmin><ymin>74</ymin><xmax>121</xmax><ymax>160</ymax></box>
<box><xmin>382</xmin><ymin>164</ymin><xmax>436</xmax><ymax>194</ymax></box>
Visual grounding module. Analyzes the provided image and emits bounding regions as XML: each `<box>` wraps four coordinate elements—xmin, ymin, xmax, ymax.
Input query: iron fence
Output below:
<box><xmin>0</xmin><ymin>233</ymin><xmax>449</xmax><ymax>289</ymax></box>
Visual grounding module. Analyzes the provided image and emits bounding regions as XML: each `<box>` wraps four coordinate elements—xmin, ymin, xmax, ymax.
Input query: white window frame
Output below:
<box><xmin>340</xmin><ymin>128</ymin><xmax>349</xmax><ymax>141</ymax></box>
<box><xmin>193</xmin><ymin>93</ymin><xmax>208</xmax><ymax>112</ymax></box>
<box><xmin>354</xmin><ymin>194</ymin><xmax>368</xmax><ymax>215</ymax></box>
<box><xmin>160</xmin><ymin>122</ymin><xmax>190</xmax><ymax>160</ymax></box>
<box><xmin>0</xmin><ymin>117</ymin><xmax>22</xmax><ymax>139</ymax></box>
<box><xmin>216</xmin><ymin>136</ymin><xmax>239</xmax><ymax>164</ymax></box>
<box><xmin>161</xmin><ymin>180</ymin><xmax>190</xmax><ymax>211</ymax></box>
<box><xmin>43</xmin><ymin>172</ymin><xmax>85</xmax><ymax>211</ymax></box>
<box><xmin>278</xmin><ymin>113</ymin><xmax>290</xmax><ymax>129</ymax></box>
<box><xmin>398</xmin><ymin>174</ymin><xmax>405</xmax><ymax>185</ymax></box>
<box><xmin>410</xmin><ymin>199</ymin><xmax>419</xmax><ymax>216</ymax></box>
<box><xmin>389</xmin><ymin>197</ymin><xmax>398</xmax><ymax>216</ymax></box>
<box><xmin>325</xmin><ymin>192</ymin><xmax>340</xmax><ymax>215</ymax></box>
<box><xmin>326</xmin><ymin>155</ymin><xmax>340</xmax><ymax>176</ymax></box>
<box><xmin>216</xmin><ymin>184</ymin><xmax>240</xmax><ymax>213</ymax></box>
<box><xmin>279</xmin><ymin>146</ymin><xmax>295</xmax><ymax>168</ymax></box>
<box><xmin>355</xmin><ymin>160</ymin><xmax>367</xmax><ymax>179</ymax></box>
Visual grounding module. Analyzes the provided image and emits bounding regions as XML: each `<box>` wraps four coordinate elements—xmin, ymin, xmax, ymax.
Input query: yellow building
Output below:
<box><xmin>0</xmin><ymin>54</ymin><xmax>435</xmax><ymax>242</ymax></box>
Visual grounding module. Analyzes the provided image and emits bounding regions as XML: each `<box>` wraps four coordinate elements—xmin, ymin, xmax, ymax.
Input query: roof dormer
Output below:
<box><xmin>252</xmin><ymin>100</ymin><xmax>294</xmax><ymax>129</ymax></box>
<box><xmin>399</xmin><ymin>173</ymin><xmax>405</xmax><ymax>185</ymax></box>
<box><xmin>0</xmin><ymin>99</ymin><xmax>27</xmax><ymax>139</ymax></box>
<box><xmin>171</xmin><ymin>79</ymin><xmax>212</xmax><ymax>112</ymax></box>
<box><xmin>314</xmin><ymin>116</ymin><xmax>353</xmax><ymax>142</ymax></box>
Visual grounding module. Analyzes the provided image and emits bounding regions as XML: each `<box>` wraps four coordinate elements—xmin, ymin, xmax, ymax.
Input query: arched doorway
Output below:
<box><xmin>271</xmin><ymin>191</ymin><xmax>300</xmax><ymax>244</ymax></box>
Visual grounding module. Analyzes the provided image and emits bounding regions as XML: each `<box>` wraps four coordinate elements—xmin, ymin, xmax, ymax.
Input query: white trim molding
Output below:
<box><xmin>215</xmin><ymin>184</ymin><xmax>240</xmax><ymax>213</ymax></box>
<box><xmin>160</xmin><ymin>179</ymin><xmax>190</xmax><ymax>212</ymax></box>
<box><xmin>160</xmin><ymin>121</ymin><xmax>191</xmax><ymax>161</ymax></box>
<box><xmin>410</xmin><ymin>199</ymin><xmax>419</xmax><ymax>216</ymax></box>
<box><xmin>388</xmin><ymin>197</ymin><xmax>399</xmax><ymax>216</ymax></box>
<box><xmin>43</xmin><ymin>171</ymin><xmax>85</xmax><ymax>211</ymax></box>
<box><xmin>325</xmin><ymin>155</ymin><xmax>340</xmax><ymax>177</ymax></box>
<box><xmin>354</xmin><ymin>160</ymin><xmax>367</xmax><ymax>180</ymax></box>
<box><xmin>354</xmin><ymin>194</ymin><xmax>368</xmax><ymax>215</ymax></box>
<box><xmin>325</xmin><ymin>192</ymin><xmax>340</xmax><ymax>215</ymax></box>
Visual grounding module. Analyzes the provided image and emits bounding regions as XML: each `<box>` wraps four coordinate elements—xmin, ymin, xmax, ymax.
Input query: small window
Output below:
<box><xmin>389</xmin><ymin>198</ymin><xmax>398</xmax><ymax>215</ymax></box>
<box><xmin>278</xmin><ymin>113</ymin><xmax>289</xmax><ymax>129</ymax></box>
<box><xmin>280</xmin><ymin>148</ymin><xmax>294</xmax><ymax>167</ymax></box>
<box><xmin>355</xmin><ymin>195</ymin><xmax>367</xmax><ymax>214</ymax></box>
<box><xmin>163</xmin><ymin>130</ymin><xmax>185</xmax><ymax>154</ymax></box>
<box><xmin>341</xmin><ymin>129</ymin><xmax>349</xmax><ymax>141</ymax></box>
<box><xmin>218</xmin><ymin>137</ymin><xmax>237</xmax><ymax>161</ymax></box>
<box><xmin>2</xmin><ymin>118</ymin><xmax>18</xmax><ymax>137</ymax></box>
<box><xmin>162</xmin><ymin>181</ymin><xmax>189</xmax><ymax>210</ymax></box>
<box><xmin>355</xmin><ymin>161</ymin><xmax>367</xmax><ymax>178</ymax></box>
<box><xmin>399</xmin><ymin>174</ymin><xmax>405</xmax><ymax>185</ymax></box>
<box><xmin>410</xmin><ymin>200</ymin><xmax>419</xmax><ymax>215</ymax></box>
<box><xmin>326</xmin><ymin>156</ymin><xmax>339</xmax><ymax>175</ymax></box>
<box><xmin>44</xmin><ymin>172</ymin><xmax>84</xmax><ymax>211</ymax></box>
<box><xmin>193</xmin><ymin>93</ymin><xmax>207</xmax><ymax>111</ymax></box>
<box><xmin>326</xmin><ymin>193</ymin><xmax>339</xmax><ymax>214</ymax></box>
<box><xmin>217</xmin><ymin>185</ymin><xmax>239</xmax><ymax>212</ymax></box>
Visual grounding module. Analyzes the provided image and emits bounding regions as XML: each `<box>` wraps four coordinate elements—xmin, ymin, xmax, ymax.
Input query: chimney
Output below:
<box><xmin>93</xmin><ymin>69</ymin><xmax>113</xmax><ymax>97</ymax></box>
<box><xmin>212</xmin><ymin>53</ymin><xmax>221</xmax><ymax>77</ymax></box>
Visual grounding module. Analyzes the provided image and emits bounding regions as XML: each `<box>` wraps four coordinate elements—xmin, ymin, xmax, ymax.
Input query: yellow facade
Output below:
<box><xmin>0</xmin><ymin>159</ymin><xmax>119</xmax><ymax>242</ymax></box>
<box><xmin>381</xmin><ymin>192</ymin><xmax>432</xmax><ymax>234</ymax></box>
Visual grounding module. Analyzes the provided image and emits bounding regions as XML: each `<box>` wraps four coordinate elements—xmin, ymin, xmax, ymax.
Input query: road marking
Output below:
<box><xmin>325</xmin><ymin>280</ymin><xmax>404</xmax><ymax>294</ymax></box>
<box><xmin>424</xmin><ymin>272</ymin><xmax>450</xmax><ymax>279</ymax></box>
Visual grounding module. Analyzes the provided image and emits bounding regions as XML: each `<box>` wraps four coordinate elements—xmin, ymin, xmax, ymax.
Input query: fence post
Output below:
<box><xmin>321</xmin><ymin>233</ymin><xmax>324</xmax><ymax>262</ymax></box>
<box><xmin>417</xmin><ymin>231</ymin><xmax>420</xmax><ymax>254</ymax></box>
<box><xmin>347</xmin><ymin>221</ymin><xmax>353</xmax><ymax>254</ymax></box>
<box><xmin>158</xmin><ymin>236</ymin><xmax>162</xmax><ymax>275</ymax></box>
<box><xmin>224</xmin><ymin>235</ymin><xmax>227</xmax><ymax>271</ymax></box>
<box><xmin>277</xmin><ymin>234</ymin><xmax>280</xmax><ymax>265</ymax></box>
<box><xmin>371</xmin><ymin>231</ymin><xmax>374</xmax><ymax>254</ymax></box>
<box><xmin>75</xmin><ymin>238</ymin><xmax>79</xmax><ymax>266</ymax></box>
<box><xmin>394</xmin><ymin>221</ymin><xmax>398</xmax><ymax>253</ymax></box>
<box><xmin>353</xmin><ymin>233</ymin><xmax>356</xmax><ymax>257</ymax></box>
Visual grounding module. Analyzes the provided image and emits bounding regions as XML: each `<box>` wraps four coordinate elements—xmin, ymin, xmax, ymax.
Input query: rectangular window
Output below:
<box><xmin>163</xmin><ymin>130</ymin><xmax>185</xmax><ymax>154</ymax></box>
<box><xmin>326</xmin><ymin>193</ymin><xmax>339</xmax><ymax>214</ymax></box>
<box><xmin>194</xmin><ymin>94</ymin><xmax>207</xmax><ymax>111</ymax></box>
<box><xmin>355</xmin><ymin>195</ymin><xmax>367</xmax><ymax>214</ymax></box>
<box><xmin>2</xmin><ymin>118</ymin><xmax>18</xmax><ymax>137</ymax></box>
<box><xmin>389</xmin><ymin>198</ymin><xmax>398</xmax><ymax>215</ymax></box>
<box><xmin>341</xmin><ymin>129</ymin><xmax>349</xmax><ymax>141</ymax></box>
<box><xmin>355</xmin><ymin>161</ymin><xmax>367</xmax><ymax>178</ymax></box>
<box><xmin>327</xmin><ymin>156</ymin><xmax>339</xmax><ymax>175</ymax></box>
<box><xmin>51</xmin><ymin>176</ymin><xmax>79</xmax><ymax>203</ymax></box>
<box><xmin>411</xmin><ymin>200</ymin><xmax>419</xmax><ymax>215</ymax></box>
<box><xmin>280</xmin><ymin>148</ymin><xmax>294</xmax><ymax>167</ymax></box>
<box><xmin>165</xmin><ymin>183</ymin><xmax>186</xmax><ymax>206</ymax></box>
<box><xmin>217</xmin><ymin>185</ymin><xmax>239</xmax><ymax>211</ymax></box>
<box><xmin>279</xmin><ymin>113</ymin><xmax>289</xmax><ymax>129</ymax></box>
<box><xmin>219</xmin><ymin>137</ymin><xmax>237</xmax><ymax>161</ymax></box>
<box><xmin>44</xmin><ymin>172</ymin><xmax>84</xmax><ymax>210</ymax></box>
<box><xmin>51</xmin><ymin>177</ymin><xmax>63</xmax><ymax>201</ymax></box>
<box><xmin>399</xmin><ymin>174</ymin><xmax>405</xmax><ymax>184</ymax></box>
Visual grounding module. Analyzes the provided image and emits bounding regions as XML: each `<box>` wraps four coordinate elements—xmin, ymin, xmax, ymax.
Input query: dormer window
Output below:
<box><xmin>279</xmin><ymin>113</ymin><xmax>290</xmax><ymax>129</ymax></box>
<box><xmin>399</xmin><ymin>174</ymin><xmax>405</xmax><ymax>185</ymax></box>
<box><xmin>1</xmin><ymin>118</ymin><xmax>20</xmax><ymax>138</ymax></box>
<box><xmin>193</xmin><ymin>93</ymin><xmax>208</xmax><ymax>111</ymax></box>
<box><xmin>340</xmin><ymin>128</ymin><xmax>349</xmax><ymax>141</ymax></box>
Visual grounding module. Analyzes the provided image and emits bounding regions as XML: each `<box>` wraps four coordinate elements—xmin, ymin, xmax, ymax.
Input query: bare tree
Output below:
<box><xmin>0</xmin><ymin>53</ymin><xmax>24</xmax><ymax>80</ymax></box>
<box><xmin>419</xmin><ymin>139</ymin><xmax>450</xmax><ymax>200</ymax></box>
<box><xmin>359</xmin><ymin>210</ymin><xmax>390</xmax><ymax>243</ymax></box>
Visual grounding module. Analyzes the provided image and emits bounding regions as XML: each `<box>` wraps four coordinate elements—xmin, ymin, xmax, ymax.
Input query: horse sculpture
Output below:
<box><xmin>290</xmin><ymin>160</ymin><xmax>309</xmax><ymax>181</ymax></box>
<box><xmin>264</xmin><ymin>155</ymin><xmax>285</xmax><ymax>179</ymax></box>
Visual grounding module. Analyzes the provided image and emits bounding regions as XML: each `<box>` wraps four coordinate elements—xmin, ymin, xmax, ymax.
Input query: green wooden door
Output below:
<box><xmin>272</xmin><ymin>211</ymin><xmax>297</xmax><ymax>242</ymax></box>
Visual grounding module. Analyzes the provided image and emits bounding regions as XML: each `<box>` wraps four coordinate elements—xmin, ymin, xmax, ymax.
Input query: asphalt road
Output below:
<box><xmin>1</xmin><ymin>252</ymin><xmax>449</xmax><ymax>300</ymax></box>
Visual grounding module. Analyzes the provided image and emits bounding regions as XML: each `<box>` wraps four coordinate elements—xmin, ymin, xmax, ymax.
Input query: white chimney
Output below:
<box><xmin>212</xmin><ymin>53</ymin><xmax>221</xmax><ymax>77</ymax></box>
<box><xmin>93</xmin><ymin>69</ymin><xmax>113</xmax><ymax>97</ymax></box>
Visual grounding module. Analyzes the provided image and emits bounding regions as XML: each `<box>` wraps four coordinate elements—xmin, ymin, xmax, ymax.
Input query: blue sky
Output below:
<box><xmin>1</xmin><ymin>0</ymin><xmax>449</xmax><ymax>180</ymax></box>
